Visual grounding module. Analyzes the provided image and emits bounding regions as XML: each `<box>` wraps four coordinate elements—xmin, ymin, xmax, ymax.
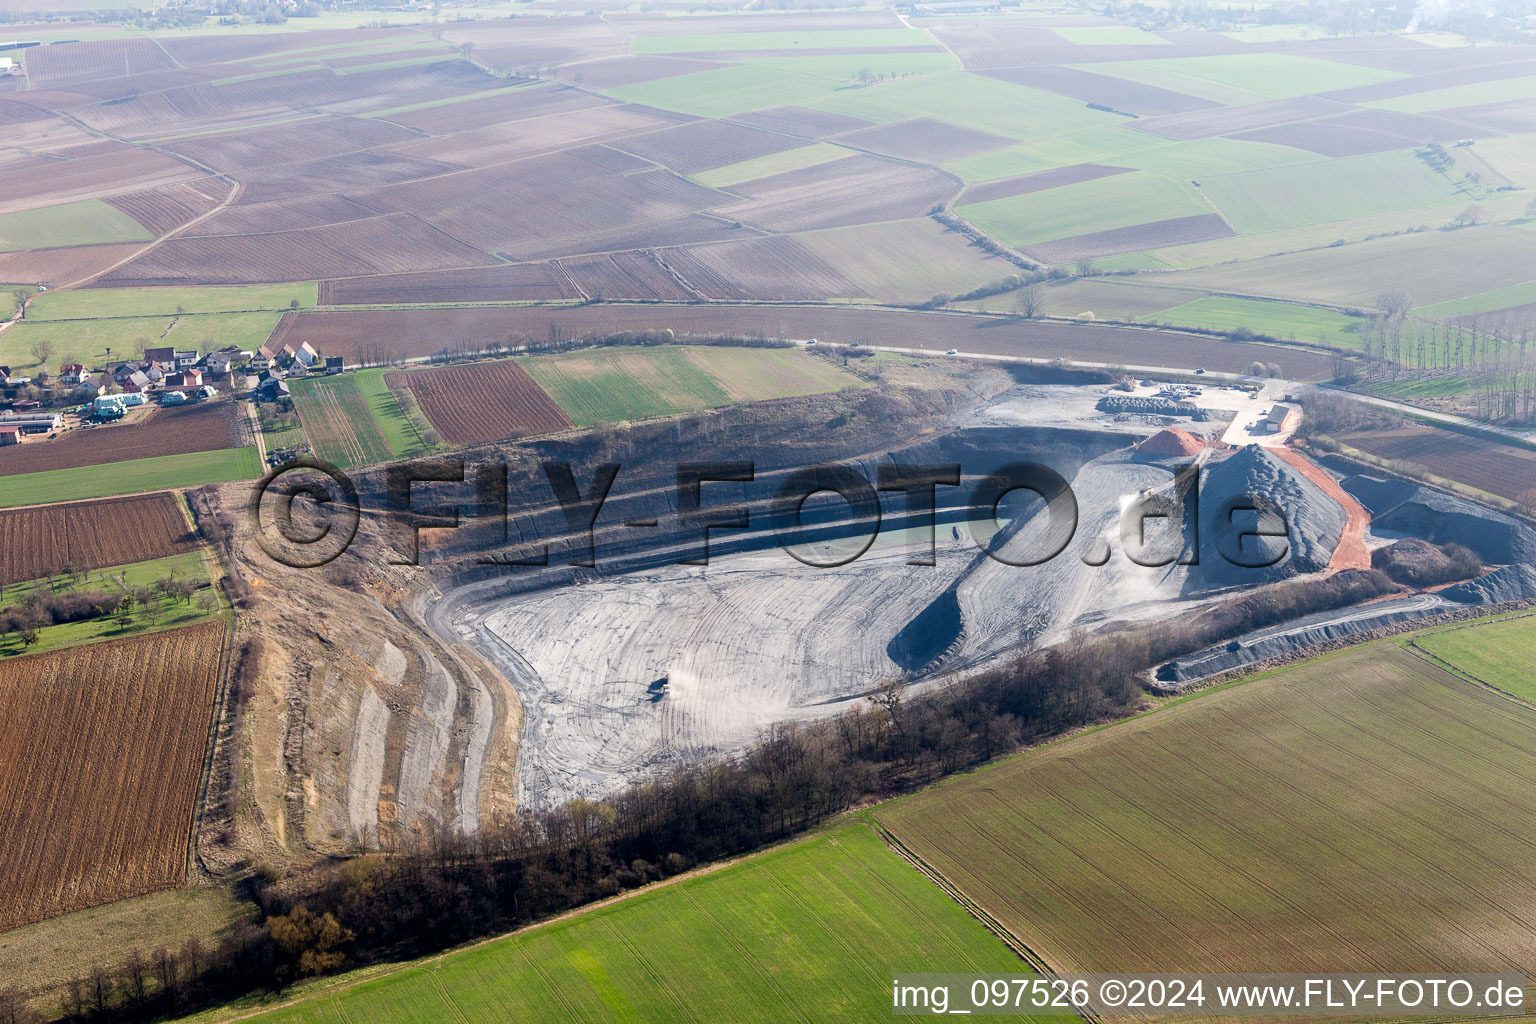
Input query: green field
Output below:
<box><xmin>1088</xmin><ymin>53</ymin><xmax>1403</xmax><ymax>104</ymax></box>
<box><xmin>1415</xmin><ymin>615</ymin><xmax>1536</xmax><ymax>703</ymax></box>
<box><xmin>1153</xmin><ymin>224</ymin><xmax>1536</xmax><ymax>307</ymax></box>
<box><xmin>0</xmin><ymin>199</ymin><xmax>152</xmax><ymax>253</ymax></box>
<box><xmin>1145</xmin><ymin>295</ymin><xmax>1364</xmax><ymax>347</ymax></box>
<box><xmin>694</xmin><ymin>143</ymin><xmax>853</xmax><ymax>189</ymax></box>
<box><xmin>1198</xmin><ymin>151</ymin><xmax>1462</xmax><ymax>234</ymax></box>
<box><xmin>682</xmin><ymin>346</ymin><xmax>865</xmax><ymax>401</ymax></box>
<box><xmin>1</xmin><ymin>312</ymin><xmax>282</xmax><ymax>370</ymax></box>
<box><xmin>958</xmin><ymin>171</ymin><xmax>1207</xmax><ymax>247</ymax></box>
<box><xmin>28</xmin><ymin>283</ymin><xmax>318</xmax><ymax>320</ymax></box>
<box><xmin>356</xmin><ymin>369</ymin><xmax>434</xmax><ymax>458</ymax></box>
<box><xmin>1054</xmin><ymin>25</ymin><xmax>1169</xmax><ymax>44</ymax></box>
<box><xmin>1368</xmin><ymin>75</ymin><xmax>1536</xmax><ymax>114</ymax></box>
<box><xmin>288</xmin><ymin>370</ymin><xmax>420</xmax><ymax>468</ymax></box>
<box><xmin>794</xmin><ymin>218</ymin><xmax>1017</xmax><ymax>304</ymax></box>
<box><xmin>192</xmin><ymin>823</ymin><xmax>1041</xmax><ymax>1024</ymax></box>
<box><xmin>631</xmin><ymin>28</ymin><xmax>932</xmax><ymax>53</ymax></box>
<box><xmin>1417</xmin><ymin>281</ymin><xmax>1536</xmax><ymax>321</ymax></box>
<box><xmin>0</xmin><ymin>550</ymin><xmax>220</xmax><ymax>658</ymax></box>
<box><xmin>809</xmin><ymin>71</ymin><xmax>1117</xmax><ymax>142</ymax></box>
<box><xmin>876</xmin><ymin>641</ymin><xmax>1536</xmax><ymax>975</ymax></box>
<box><xmin>520</xmin><ymin>346</ymin><xmax>731</xmax><ymax>426</ymax></box>
<box><xmin>0</xmin><ymin>447</ymin><xmax>263</xmax><ymax>510</ymax></box>
<box><xmin>610</xmin><ymin>64</ymin><xmax>857</xmax><ymax>118</ymax></box>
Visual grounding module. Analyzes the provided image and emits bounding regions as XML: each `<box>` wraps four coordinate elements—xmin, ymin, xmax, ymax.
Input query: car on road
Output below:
<box><xmin>1195</xmin><ymin>367</ymin><xmax>1206</xmax><ymax>374</ymax></box>
<box><xmin>806</xmin><ymin>339</ymin><xmax>817</xmax><ymax>346</ymax></box>
<box><xmin>945</xmin><ymin>348</ymin><xmax>958</xmax><ymax>355</ymax></box>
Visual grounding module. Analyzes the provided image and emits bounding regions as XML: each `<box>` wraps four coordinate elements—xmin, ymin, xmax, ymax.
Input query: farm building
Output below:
<box><xmin>201</xmin><ymin>348</ymin><xmax>244</xmax><ymax>374</ymax></box>
<box><xmin>256</xmin><ymin>374</ymin><xmax>290</xmax><ymax>402</ymax></box>
<box><xmin>165</xmin><ymin>369</ymin><xmax>202</xmax><ymax>389</ymax></box>
<box><xmin>0</xmin><ymin>367</ymin><xmax>30</xmax><ymax>386</ymax></box>
<box><xmin>0</xmin><ymin>425</ymin><xmax>20</xmax><ymax>446</ymax></box>
<box><xmin>0</xmin><ymin>412</ymin><xmax>62</xmax><ymax>433</ymax></box>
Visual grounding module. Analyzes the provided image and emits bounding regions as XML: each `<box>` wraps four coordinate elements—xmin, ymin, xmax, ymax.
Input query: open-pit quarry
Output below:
<box><xmin>411</xmin><ymin>376</ymin><xmax>1455</xmax><ymax>809</ymax></box>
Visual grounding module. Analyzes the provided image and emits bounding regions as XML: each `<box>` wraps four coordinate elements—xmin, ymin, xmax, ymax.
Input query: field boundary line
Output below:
<box><xmin>865</xmin><ymin>819</ymin><xmax>1101</xmax><ymax>1024</ymax></box>
<box><xmin>189</xmin><ymin>613</ymin><xmax>238</xmax><ymax>882</ymax></box>
<box><xmin>1403</xmin><ymin>618</ymin><xmax>1536</xmax><ymax>711</ymax></box>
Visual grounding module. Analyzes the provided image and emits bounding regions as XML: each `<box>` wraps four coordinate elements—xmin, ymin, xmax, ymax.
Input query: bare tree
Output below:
<box><xmin>1450</xmin><ymin>203</ymin><xmax>1483</xmax><ymax>228</ymax></box>
<box><xmin>1014</xmin><ymin>282</ymin><xmax>1045</xmax><ymax>320</ymax></box>
<box><xmin>28</xmin><ymin>338</ymin><xmax>53</xmax><ymax>369</ymax></box>
<box><xmin>1376</xmin><ymin>290</ymin><xmax>1412</xmax><ymax>322</ymax></box>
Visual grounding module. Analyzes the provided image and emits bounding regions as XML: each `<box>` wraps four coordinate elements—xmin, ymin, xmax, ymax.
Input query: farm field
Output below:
<box><xmin>630</xmin><ymin>28</ymin><xmax>934</xmax><ymax>53</ymax></box>
<box><xmin>1145</xmin><ymin>296</ymin><xmax>1364</xmax><ymax>348</ymax></box>
<box><xmin>29</xmin><ymin>283</ymin><xmax>319</xmax><ymax>319</ymax></box>
<box><xmin>387</xmin><ymin>359</ymin><xmax>572</xmax><ymax>446</ymax></box>
<box><xmin>793</xmin><ymin>218</ymin><xmax>1017</xmax><ymax>304</ymax></box>
<box><xmin>0</xmin><ymin>312</ymin><xmax>283</xmax><ymax>371</ymax></box>
<box><xmin>877</xmin><ymin>642</ymin><xmax>1536</xmax><ymax>976</ymax></box>
<box><xmin>288</xmin><ymin>371</ymin><xmax>411</xmax><ymax>468</ymax></box>
<box><xmin>1153</xmin><ymin>226</ymin><xmax>1536</xmax><ymax>308</ymax></box>
<box><xmin>692</xmin><ymin>143</ymin><xmax>852</xmax><ymax>189</ymax></box>
<box><xmin>0</xmin><ymin>620</ymin><xmax>225</xmax><ymax>932</ymax></box>
<box><xmin>0</xmin><ymin>550</ymin><xmax>219</xmax><ymax>659</ymax></box>
<box><xmin>682</xmin><ymin>346</ymin><xmax>865</xmax><ymax>402</ymax></box>
<box><xmin>0</xmin><ymin>402</ymin><xmax>246</xmax><ymax>478</ymax></box>
<box><xmin>1088</xmin><ymin>53</ymin><xmax>1404</xmax><ymax>104</ymax></box>
<box><xmin>520</xmin><ymin>346</ymin><xmax>730</xmax><ymax>426</ymax></box>
<box><xmin>1196</xmin><ymin>151</ymin><xmax>1462</xmax><ymax>234</ymax></box>
<box><xmin>0</xmin><ymin>199</ymin><xmax>152</xmax><ymax>252</ymax></box>
<box><xmin>1335</xmin><ymin>422</ymin><xmax>1536</xmax><ymax>504</ymax></box>
<box><xmin>957</xmin><ymin>172</ymin><xmax>1208</xmax><ymax>248</ymax></box>
<box><xmin>1417</xmin><ymin>281</ymin><xmax>1536</xmax><ymax>321</ymax></box>
<box><xmin>0</xmin><ymin>491</ymin><xmax>197</xmax><ymax>585</ymax></box>
<box><xmin>1414</xmin><ymin>615</ymin><xmax>1536</xmax><ymax>703</ymax></box>
<box><xmin>0</xmin><ymin>448</ymin><xmax>264</xmax><ymax>510</ymax></box>
<box><xmin>197</xmin><ymin>822</ymin><xmax>1042</xmax><ymax>1024</ymax></box>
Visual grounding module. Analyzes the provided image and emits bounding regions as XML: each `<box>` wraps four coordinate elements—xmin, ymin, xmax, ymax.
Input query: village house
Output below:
<box><xmin>165</xmin><ymin>368</ymin><xmax>203</xmax><ymax>389</ymax></box>
<box><xmin>248</xmin><ymin>344</ymin><xmax>276</xmax><ymax>372</ymax></box>
<box><xmin>59</xmin><ymin>363</ymin><xmax>91</xmax><ymax>385</ymax></box>
<box><xmin>325</xmin><ymin>356</ymin><xmax>344</xmax><ymax>375</ymax></box>
<box><xmin>143</xmin><ymin>346</ymin><xmax>175</xmax><ymax>368</ymax></box>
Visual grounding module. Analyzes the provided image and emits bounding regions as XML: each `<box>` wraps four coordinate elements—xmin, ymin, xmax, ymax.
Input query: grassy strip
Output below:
<box><xmin>355</xmin><ymin>369</ymin><xmax>433</xmax><ymax>458</ymax></box>
<box><xmin>28</xmin><ymin>284</ymin><xmax>319</xmax><ymax>320</ymax></box>
<box><xmin>0</xmin><ymin>448</ymin><xmax>262</xmax><ymax>509</ymax></box>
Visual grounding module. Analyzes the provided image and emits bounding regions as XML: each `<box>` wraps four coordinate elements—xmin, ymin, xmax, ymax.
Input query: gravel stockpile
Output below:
<box><xmin>1193</xmin><ymin>446</ymin><xmax>1345</xmax><ymax>588</ymax></box>
<box><xmin>1338</xmin><ymin>471</ymin><xmax>1536</xmax><ymax>566</ymax></box>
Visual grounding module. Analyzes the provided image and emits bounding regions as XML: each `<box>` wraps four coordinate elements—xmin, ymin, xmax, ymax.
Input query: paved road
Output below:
<box><xmin>1319</xmin><ymin>383</ymin><xmax>1536</xmax><ymax>446</ymax></box>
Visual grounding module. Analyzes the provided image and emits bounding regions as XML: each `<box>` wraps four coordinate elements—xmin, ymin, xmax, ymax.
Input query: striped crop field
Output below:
<box><xmin>878</xmin><ymin>642</ymin><xmax>1536</xmax><ymax>978</ymax></box>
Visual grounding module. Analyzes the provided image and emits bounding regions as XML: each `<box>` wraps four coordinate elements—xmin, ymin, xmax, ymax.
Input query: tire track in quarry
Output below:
<box><xmin>1273</xmin><ymin>446</ymin><xmax>1371</xmax><ymax>573</ymax></box>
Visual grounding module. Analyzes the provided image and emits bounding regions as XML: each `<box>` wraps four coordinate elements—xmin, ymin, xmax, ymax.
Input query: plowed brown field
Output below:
<box><xmin>0</xmin><ymin>402</ymin><xmax>244</xmax><ymax>478</ymax></box>
<box><xmin>389</xmin><ymin>360</ymin><xmax>571</xmax><ymax>444</ymax></box>
<box><xmin>0</xmin><ymin>492</ymin><xmax>198</xmax><ymax>584</ymax></box>
<box><xmin>0</xmin><ymin>620</ymin><xmax>225</xmax><ymax>932</ymax></box>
